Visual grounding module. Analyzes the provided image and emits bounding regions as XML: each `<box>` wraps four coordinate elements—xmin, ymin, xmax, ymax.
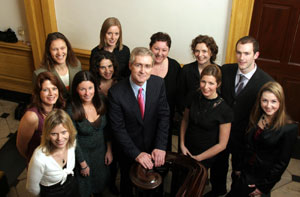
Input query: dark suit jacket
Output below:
<box><xmin>243</xmin><ymin>123</ymin><xmax>298</xmax><ymax>194</ymax></box>
<box><xmin>221</xmin><ymin>63</ymin><xmax>273</xmax><ymax>149</ymax></box>
<box><xmin>108</xmin><ymin>75</ymin><xmax>170</xmax><ymax>161</ymax></box>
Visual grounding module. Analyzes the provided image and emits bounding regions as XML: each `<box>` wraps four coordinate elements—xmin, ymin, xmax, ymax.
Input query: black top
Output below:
<box><xmin>178</xmin><ymin>61</ymin><xmax>200</xmax><ymax>112</ymax></box>
<box><xmin>185</xmin><ymin>91</ymin><xmax>233</xmax><ymax>167</ymax></box>
<box><xmin>164</xmin><ymin>57</ymin><xmax>181</xmax><ymax>119</ymax></box>
<box><xmin>242</xmin><ymin>123</ymin><xmax>298</xmax><ymax>194</ymax></box>
<box><xmin>90</xmin><ymin>45</ymin><xmax>130</xmax><ymax>80</ymax></box>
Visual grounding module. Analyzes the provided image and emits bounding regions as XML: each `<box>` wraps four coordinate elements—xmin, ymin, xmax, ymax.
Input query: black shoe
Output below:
<box><xmin>109</xmin><ymin>184</ymin><xmax>120</xmax><ymax>196</ymax></box>
<box><xmin>204</xmin><ymin>190</ymin><xmax>227</xmax><ymax>197</ymax></box>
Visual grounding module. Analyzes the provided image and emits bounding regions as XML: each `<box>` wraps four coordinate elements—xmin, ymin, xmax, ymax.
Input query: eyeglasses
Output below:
<box><xmin>132</xmin><ymin>63</ymin><xmax>153</xmax><ymax>70</ymax></box>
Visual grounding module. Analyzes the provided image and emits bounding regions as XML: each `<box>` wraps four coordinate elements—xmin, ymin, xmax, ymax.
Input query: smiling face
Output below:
<box><xmin>129</xmin><ymin>55</ymin><xmax>153</xmax><ymax>86</ymax></box>
<box><xmin>40</xmin><ymin>80</ymin><xmax>59</xmax><ymax>106</ymax></box>
<box><xmin>77</xmin><ymin>81</ymin><xmax>95</xmax><ymax>104</ymax></box>
<box><xmin>49</xmin><ymin>39</ymin><xmax>67</xmax><ymax>65</ymax></box>
<box><xmin>236</xmin><ymin>42</ymin><xmax>259</xmax><ymax>74</ymax></box>
<box><xmin>260</xmin><ymin>91</ymin><xmax>280</xmax><ymax>117</ymax></box>
<box><xmin>98</xmin><ymin>58</ymin><xmax>114</xmax><ymax>80</ymax></box>
<box><xmin>105</xmin><ymin>26</ymin><xmax>120</xmax><ymax>48</ymax></box>
<box><xmin>150</xmin><ymin>41</ymin><xmax>169</xmax><ymax>64</ymax></box>
<box><xmin>49</xmin><ymin>123</ymin><xmax>70</xmax><ymax>149</ymax></box>
<box><xmin>200</xmin><ymin>75</ymin><xmax>219</xmax><ymax>99</ymax></box>
<box><xmin>194</xmin><ymin>43</ymin><xmax>212</xmax><ymax>66</ymax></box>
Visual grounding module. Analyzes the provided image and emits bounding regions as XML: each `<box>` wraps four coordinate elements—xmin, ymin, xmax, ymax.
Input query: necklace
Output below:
<box><xmin>62</xmin><ymin>159</ymin><xmax>65</xmax><ymax>164</ymax></box>
<box><xmin>261</xmin><ymin>114</ymin><xmax>269</xmax><ymax>129</ymax></box>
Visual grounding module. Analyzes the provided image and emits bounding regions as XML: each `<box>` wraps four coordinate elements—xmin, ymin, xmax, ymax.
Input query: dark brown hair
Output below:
<box><xmin>149</xmin><ymin>32</ymin><xmax>172</xmax><ymax>49</ymax></box>
<box><xmin>236</xmin><ymin>36</ymin><xmax>259</xmax><ymax>54</ymax></box>
<box><xmin>29</xmin><ymin>72</ymin><xmax>65</xmax><ymax>113</ymax></box>
<box><xmin>90</xmin><ymin>50</ymin><xmax>119</xmax><ymax>85</ymax></box>
<box><xmin>191</xmin><ymin>35</ymin><xmax>218</xmax><ymax>63</ymax></box>
<box><xmin>71</xmin><ymin>71</ymin><xmax>106</xmax><ymax>121</ymax></box>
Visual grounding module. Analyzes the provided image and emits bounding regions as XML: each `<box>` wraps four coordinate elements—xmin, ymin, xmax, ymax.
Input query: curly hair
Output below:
<box><xmin>191</xmin><ymin>35</ymin><xmax>218</xmax><ymax>63</ymax></box>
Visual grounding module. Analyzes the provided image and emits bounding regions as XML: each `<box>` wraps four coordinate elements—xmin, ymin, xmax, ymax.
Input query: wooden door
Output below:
<box><xmin>250</xmin><ymin>0</ymin><xmax>300</xmax><ymax>133</ymax></box>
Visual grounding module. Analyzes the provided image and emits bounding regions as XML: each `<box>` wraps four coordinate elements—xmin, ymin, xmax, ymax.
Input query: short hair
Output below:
<box><xmin>71</xmin><ymin>71</ymin><xmax>106</xmax><ymax>121</ymax></box>
<box><xmin>236</xmin><ymin>36</ymin><xmax>259</xmax><ymax>54</ymax></box>
<box><xmin>90</xmin><ymin>50</ymin><xmax>119</xmax><ymax>84</ymax></box>
<box><xmin>191</xmin><ymin>35</ymin><xmax>219</xmax><ymax>63</ymax></box>
<box><xmin>200</xmin><ymin>64</ymin><xmax>222</xmax><ymax>86</ymax></box>
<box><xmin>248</xmin><ymin>81</ymin><xmax>291</xmax><ymax>131</ymax></box>
<box><xmin>149</xmin><ymin>32</ymin><xmax>172</xmax><ymax>49</ymax></box>
<box><xmin>40</xmin><ymin>109</ymin><xmax>77</xmax><ymax>155</ymax></box>
<box><xmin>129</xmin><ymin>47</ymin><xmax>155</xmax><ymax>66</ymax></box>
<box><xmin>99</xmin><ymin>17</ymin><xmax>123</xmax><ymax>50</ymax></box>
<box><xmin>30</xmin><ymin>72</ymin><xmax>65</xmax><ymax>113</ymax></box>
<box><xmin>41</xmin><ymin>32</ymin><xmax>78</xmax><ymax>70</ymax></box>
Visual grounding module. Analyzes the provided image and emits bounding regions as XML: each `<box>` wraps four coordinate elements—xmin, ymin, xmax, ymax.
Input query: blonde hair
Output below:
<box><xmin>248</xmin><ymin>81</ymin><xmax>291</xmax><ymax>131</ymax></box>
<box><xmin>99</xmin><ymin>17</ymin><xmax>123</xmax><ymax>50</ymax></box>
<box><xmin>41</xmin><ymin>109</ymin><xmax>77</xmax><ymax>155</ymax></box>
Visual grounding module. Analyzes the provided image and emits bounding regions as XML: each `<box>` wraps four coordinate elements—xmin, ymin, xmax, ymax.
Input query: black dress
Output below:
<box><xmin>90</xmin><ymin>45</ymin><xmax>130</xmax><ymax>80</ymax></box>
<box><xmin>178</xmin><ymin>61</ymin><xmax>199</xmax><ymax>112</ymax></box>
<box><xmin>185</xmin><ymin>91</ymin><xmax>234</xmax><ymax>168</ymax></box>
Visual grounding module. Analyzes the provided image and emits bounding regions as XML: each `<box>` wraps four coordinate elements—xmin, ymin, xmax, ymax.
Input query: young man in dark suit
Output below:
<box><xmin>206</xmin><ymin>36</ymin><xmax>273</xmax><ymax>197</ymax></box>
<box><xmin>108</xmin><ymin>47</ymin><xmax>169</xmax><ymax>196</ymax></box>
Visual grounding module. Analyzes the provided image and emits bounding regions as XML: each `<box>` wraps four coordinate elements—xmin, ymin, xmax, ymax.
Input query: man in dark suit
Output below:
<box><xmin>108</xmin><ymin>47</ymin><xmax>169</xmax><ymax>196</ymax></box>
<box><xmin>206</xmin><ymin>36</ymin><xmax>273</xmax><ymax>197</ymax></box>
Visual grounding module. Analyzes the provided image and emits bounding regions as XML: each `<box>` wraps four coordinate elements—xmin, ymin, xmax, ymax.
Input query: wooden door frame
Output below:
<box><xmin>225</xmin><ymin>0</ymin><xmax>255</xmax><ymax>63</ymax></box>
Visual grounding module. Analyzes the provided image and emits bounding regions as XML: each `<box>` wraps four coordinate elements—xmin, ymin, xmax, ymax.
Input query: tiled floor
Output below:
<box><xmin>1</xmin><ymin>98</ymin><xmax>300</xmax><ymax>196</ymax></box>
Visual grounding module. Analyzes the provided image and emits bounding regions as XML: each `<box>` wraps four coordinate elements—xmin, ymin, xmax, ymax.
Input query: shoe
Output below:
<box><xmin>109</xmin><ymin>184</ymin><xmax>120</xmax><ymax>196</ymax></box>
<box><xmin>204</xmin><ymin>190</ymin><xmax>227</xmax><ymax>197</ymax></box>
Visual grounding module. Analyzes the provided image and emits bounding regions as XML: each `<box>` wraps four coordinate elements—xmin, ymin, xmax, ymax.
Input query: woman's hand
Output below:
<box><xmin>180</xmin><ymin>143</ymin><xmax>191</xmax><ymax>156</ymax></box>
<box><xmin>248</xmin><ymin>185</ymin><xmax>262</xmax><ymax>197</ymax></box>
<box><xmin>80</xmin><ymin>161</ymin><xmax>90</xmax><ymax>177</ymax></box>
<box><xmin>105</xmin><ymin>149</ymin><xmax>113</xmax><ymax>165</ymax></box>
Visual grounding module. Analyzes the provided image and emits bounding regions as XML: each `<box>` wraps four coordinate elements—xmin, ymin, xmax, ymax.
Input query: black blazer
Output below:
<box><xmin>243</xmin><ymin>123</ymin><xmax>298</xmax><ymax>194</ymax></box>
<box><xmin>108</xmin><ymin>75</ymin><xmax>170</xmax><ymax>160</ymax></box>
<box><xmin>221</xmin><ymin>63</ymin><xmax>273</xmax><ymax>148</ymax></box>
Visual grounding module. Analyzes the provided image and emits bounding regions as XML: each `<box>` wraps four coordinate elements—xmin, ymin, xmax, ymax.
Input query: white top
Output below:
<box><xmin>235</xmin><ymin>64</ymin><xmax>257</xmax><ymax>88</ymax></box>
<box><xmin>26</xmin><ymin>143</ymin><xmax>76</xmax><ymax>196</ymax></box>
<box><xmin>59</xmin><ymin>71</ymin><xmax>70</xmax><ymax>87</ymax></box>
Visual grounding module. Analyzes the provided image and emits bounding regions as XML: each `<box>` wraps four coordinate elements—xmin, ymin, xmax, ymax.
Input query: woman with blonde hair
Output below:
<box><xmin>26</xmin><ymin>109</ymin><xmax>79</xmax><ymax>197</ymax></box>
<box><xmin>227</xmin><ymin>81</ymin><xmax>298</xmax><ymax>197</ymax></box>
<box><xmin>90</xmin><ymin>17</ymin><xmax>130</xmax><ymax>80</ymax></box>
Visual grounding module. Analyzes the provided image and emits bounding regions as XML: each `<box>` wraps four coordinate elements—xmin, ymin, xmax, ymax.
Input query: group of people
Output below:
<box><xmin>15</xmin><ymin>16</ymin><xmax>298</xmax><ymax>197</ymax></box>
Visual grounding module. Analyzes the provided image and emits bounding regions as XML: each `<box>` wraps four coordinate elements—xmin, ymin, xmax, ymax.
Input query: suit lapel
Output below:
<box><xmin>231</xmin><ymin>65</ymin><xmax>238</xmax><ymax>98</ymax></box>
<box><xmin>125</xmin><ymin>79</ymin><xmax>144</xmax><ymax>124</ymax></box>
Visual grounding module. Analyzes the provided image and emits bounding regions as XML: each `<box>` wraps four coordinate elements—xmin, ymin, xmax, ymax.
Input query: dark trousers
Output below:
<box><xmin>226</xmin><ymin>173</ymin><xmax>270</xmax><ymax>197</ymax></box>
<box><xmin>210</xmin><ymin>147</ymin><xmax>242</xmax><ymax>194</ymax></box>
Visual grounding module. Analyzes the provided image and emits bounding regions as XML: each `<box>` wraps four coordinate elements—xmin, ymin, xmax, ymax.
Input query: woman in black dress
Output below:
<box><xmin>227</xmin><ymin>82</ymin><xmax>298</xmax><ymax>197</ymax></box>
<box><xmin>149</xmin><ymin>32</ymin><xmax>181</xmax><ymax>151</ymax></box>
<box><xmin>90</xmin><ymin>17</ymin><xmax>130</xmax><ymax>80</ymax></box>
<box><xmin>180</xmin><ymin>64</ymin><xmax>233</xmax><ymax>168</ymax></box>
<box><xmin>178</xmin><ymin>35</ymin><xmax>218</xmax><ymax>112</ymax></box>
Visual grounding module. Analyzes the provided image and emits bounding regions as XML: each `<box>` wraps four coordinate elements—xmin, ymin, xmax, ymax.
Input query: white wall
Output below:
<box><xmin>0</xmin><ymin>0</ymin><xmax>29</xmax><ymax>41</ymax></box>
<box><xmin>55</xmin><ymin>0</ymin><xmax>232</xmax><ymax>65</ymax></box>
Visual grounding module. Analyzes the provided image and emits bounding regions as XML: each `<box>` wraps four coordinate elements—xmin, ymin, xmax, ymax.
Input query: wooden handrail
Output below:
<box><xmin>130</xmin><ymin>152</ymin><xmax>207</xmax><ymax>196</ymax></box>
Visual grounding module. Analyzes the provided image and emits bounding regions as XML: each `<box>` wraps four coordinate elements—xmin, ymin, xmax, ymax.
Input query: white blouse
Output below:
<box><xmin>26</xmin><ymin>144</ymin><xmax>76</xmax><ymax>196</ymax></box>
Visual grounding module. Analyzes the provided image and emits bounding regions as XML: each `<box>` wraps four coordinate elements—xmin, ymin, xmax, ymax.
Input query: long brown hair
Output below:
<box><xmin>248</xmin><ymin>81</ymin><xmax>291</xmax><ymax>131</ymax></box>
<box><xmin>71</xmin><ymin>71</ymin><xmax>106</xmax><ymax>121</ymax></box>
<box><xmin>29</xmin><ymin>72</ymin><xmax>65</xmax><ymax>113</ymax></box>
<box><xmin>41</xmin><ymin>32</ymin><xmax>78</xmax><ymax>70</ymax></box>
